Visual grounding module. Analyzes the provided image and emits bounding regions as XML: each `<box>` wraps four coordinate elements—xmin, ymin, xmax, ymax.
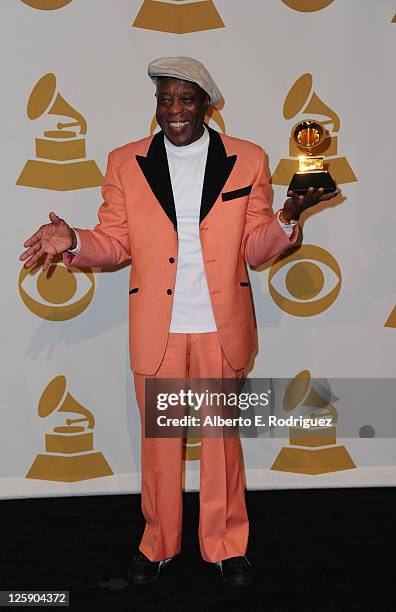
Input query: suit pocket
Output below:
<box><xmin>240</xmin><ymin>282</ymin><xmax>250</xmax><ymax>287</ymax></box>
<box><xmin>129</xmin><ymin>287</ymin><xmax>139</xmax><ymax>294</ymax></box>
<box><xmin>222</xmin><ymin>185</ymin><xmax>252</xmax><ymax>202</ymax></box>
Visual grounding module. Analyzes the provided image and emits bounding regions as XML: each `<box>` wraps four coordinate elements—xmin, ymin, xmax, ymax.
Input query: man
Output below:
<box><xmin>20</xmin><ymin>57</ymin><xmax>340</xmax><ymax>587</ymax></box>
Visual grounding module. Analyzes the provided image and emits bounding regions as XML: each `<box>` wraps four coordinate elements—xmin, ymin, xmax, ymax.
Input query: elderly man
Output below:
<box><xmin>20</xmin><ymin>57</ymin><xmax>339</xmax><ymax>587</ymax></box>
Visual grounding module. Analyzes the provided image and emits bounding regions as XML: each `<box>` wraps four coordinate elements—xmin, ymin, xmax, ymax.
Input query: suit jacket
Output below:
<box><xmin>64</xmin><ymin>126</ymin><xmax>300</xmax><ymax>374</ymax></box>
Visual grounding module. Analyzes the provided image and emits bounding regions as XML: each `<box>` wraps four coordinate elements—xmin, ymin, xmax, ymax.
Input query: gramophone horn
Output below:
<box><xmin>58</xmin><ymin>392</ymin><xmax>95</xmax><ymax>428</ymax></box>
<box><xmin>49</xmin><ymin>92</ymin><xmax>87</xmax><ymax>134</ymax></box>
<box><xmin>283</xmin><ymin>369</ymin><xmax>311</xmax><ymax>412</ymax></box>
<box><xmin>38</xmin><ymin>374</ymin><xmax>95</xmax><ymax>428</ymax></box>
<box><xmin>26</xmin><ymin>72</ymin><xmax>87</xmax><ymax>134</ymax></box>
<box><xmin>27</xmin><ymin>73</ymin><xmax>57</xmax><ymax>120</ymax></box>
<box><xmin>304</xmin><ymin>387</ymin><xmax>338</xmax><ymax>423</ymax></box>
<box><xmin>304</xmin><ymin>91</ymin><xmax>340</xmax><ymax>132</ymax></box>
<box><xmin>283</xmin><ymin>73</ymin><xmax>340</xmax><ymax>132</ymax></box>
<box><xmin>38</xmin><ymin>374</ymin><xmax>67</xmax><ymax>417</ymax></box>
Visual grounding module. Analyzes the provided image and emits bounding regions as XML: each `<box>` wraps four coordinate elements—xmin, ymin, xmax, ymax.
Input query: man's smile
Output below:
<box><xmin>167</xmin><ymin>120</ymin><xmax>191</xmax><ymax>131</ymax></box>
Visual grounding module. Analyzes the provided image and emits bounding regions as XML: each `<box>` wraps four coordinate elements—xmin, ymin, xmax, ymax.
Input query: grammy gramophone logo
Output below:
<box><xmin>26</xmin><ymin>375</ymin><xmax>113</xmax><ymax>482</ymax></box>
<box><xmin>17</xmin><ymin>73</ymin><xmax>103</xmax><ymax>191</ymax></box>
<box><xmin>281</xmin><ymin>0</ymin><xmax>335</xmax><ymax>11</ymax></box>
<box><xmin>268</xmin><ymin>244</ymin><xmax>342</xmax><ymax>317</ymax></box>
<box><xmin>271</xmin><ymin>370</ymin><xmax>356</xmax><ymax>475</ymax></box>
<box><xmin>385</xmin><ymin>305</ymin><xmax>396</xmax><ymax>328</ymax></box>
<box><xmin>272</xmin><ymin>73</ymin><xmax>357</xmax><ymax>188</ymax></box>
<box><xmin>133</xmin><ymin>0</ymin><xmax>224</xmax><ymax>34</ymax></box>
<box><xmin>20</xmin><ymin>0</ymin><xmax>72</xmax><ymax>9</ymax></box>
<box><xmin>18</xmin><ymin>256</ymin><xmax>95</xmax><ymax>321</ymax></box>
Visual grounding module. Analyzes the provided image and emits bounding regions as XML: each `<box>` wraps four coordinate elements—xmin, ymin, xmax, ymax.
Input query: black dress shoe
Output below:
<box><xmin>127</xmin><ymin>551</ymin><xmax>175</xmax><ymax>585</ymax></box>
<box><xmin>216</xmin><ymin>555</ymin><xmax>253</xmax><ymax>587</ymax></box>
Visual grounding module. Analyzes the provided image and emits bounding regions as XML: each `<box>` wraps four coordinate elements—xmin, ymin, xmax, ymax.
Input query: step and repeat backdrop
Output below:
<box><xmin>1</xmin><ymin>0</ymin><xmax>395</xmax><ymax>499</ymax></box>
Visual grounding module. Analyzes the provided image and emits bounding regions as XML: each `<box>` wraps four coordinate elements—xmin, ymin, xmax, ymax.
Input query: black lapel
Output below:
<box><xmin>136</xmin><ymin>131</ymin><xmax>177</xmax><ymax>231</ymax></box>
<box><xmin>200</xmin><ymin>126</ymin><xmax>237</xmax><ymax>224</ymax></box>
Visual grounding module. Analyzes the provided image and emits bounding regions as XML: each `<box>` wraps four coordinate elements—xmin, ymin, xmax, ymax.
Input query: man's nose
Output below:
<box><xmin>168</xmin><ymin>98</ymin><xmax>184</xmax><ymax>115</ymax></box>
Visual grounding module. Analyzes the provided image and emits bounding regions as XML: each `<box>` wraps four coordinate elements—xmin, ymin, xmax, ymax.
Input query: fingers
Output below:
<box><xmin>22</xmin><ymin>247</ymin><xmax>45</xmax><ymax>269</ymax></box>
<box><xmin>19</xmin><ymin>241</ymin><xmax>42</xmax><ymax>262</ymax></box>
<box><xmin>23</xmin><ymin>227</ymin><xmax>43</xmax><ymax>248</ymax></box>
<box><xmin>286</xmin><ymin>190</ymin><xmax>305</xmax><ymax>207</ymax></box>
<box><xmin>42</xmin><ymin>252</ymin><xmax>55</xmax><ymax>271</ymax></box>
<box><xmin>318</xmin><ymin>188</ymin><xmax>341</xmax><ymax>202</ymax></box>
<box><xmin>23</xmin><ymin>213</ymin><xmax>59</xmax><ymax>249</ymax></box>
<box><xmin>23</xmin><ymin>247</ymin><xmax>55</xmax><ymax>270</ymax></box>
<box><xmin>305</xmin><ymin>187</ymin><xmax>324</xmax><ymax>205</ymax></box>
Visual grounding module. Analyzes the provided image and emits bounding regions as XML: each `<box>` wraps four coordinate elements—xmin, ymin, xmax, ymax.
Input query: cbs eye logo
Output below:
<box><xmin>20</xmin><ymin>0</ymin><xmax>72</xmax><ymax>9</ymax></box>
<box><xmin>268</xmin><ymin>244</ymin><xmax>341</xmax><ymax>316</ymax></box>
<box><xmin>19</xmin><ymin>260</ymin><xmax>95</xmax><ymax>321</ymax></box>
<box><xmin>281</xmin><ymin>0</ymin><xmax>335</xmax><ymax>12</ymax></box>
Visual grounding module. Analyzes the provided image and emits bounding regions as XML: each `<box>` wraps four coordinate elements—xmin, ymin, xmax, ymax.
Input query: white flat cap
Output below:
<box><xmin>148</xmin><ymin>56</ymin><xmax>222</xmax><ymax>106</ymax></box>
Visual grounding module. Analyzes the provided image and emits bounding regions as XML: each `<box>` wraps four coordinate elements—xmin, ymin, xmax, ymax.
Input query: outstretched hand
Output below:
<box><xmin>281</xmin><ymin>186</ymin><xmax>341</xmax><ymax>222</ymax></box>
<box><xmin>19</xmin><ymin>212</ymin><xmax>76</xmax><ymax>271</ymax></box>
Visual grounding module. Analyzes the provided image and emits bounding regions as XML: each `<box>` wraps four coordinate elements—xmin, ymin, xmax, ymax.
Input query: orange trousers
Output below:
<box><xmin>133</xmin><ymin>331</ymin><xmax>249</xmax><ymax>563</ymax></box>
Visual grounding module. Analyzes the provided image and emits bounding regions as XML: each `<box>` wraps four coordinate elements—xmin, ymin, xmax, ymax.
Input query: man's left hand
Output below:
<box><xmin>281</xmin><ymin>186</ymin><xmax>341</xmax><ymax>222</ymax></box>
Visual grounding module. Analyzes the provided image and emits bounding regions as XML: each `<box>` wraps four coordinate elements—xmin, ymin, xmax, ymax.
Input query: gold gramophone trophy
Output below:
<box><xmin>271</xmin><ymin>370</ymin><xmax>356</xmax><ymax>475</ymax></box>
<box><xmin>288</xmin><ymin>120</ymin><xmax>337</xmax><ymax>194</ymax></box>
<box><xmin>26</xmin><ymin>375</ymin><xmax>113</xmax><ymax>482</ymax></box>
<box><xmin>17</xmin><ymin>73</ymin><xmax>103</xmax><ymax>191</ymax></box>
<box><xmin>271</xmin><ymin>73</ymin><xmax>357</xmax><ymax>188</ymax></box>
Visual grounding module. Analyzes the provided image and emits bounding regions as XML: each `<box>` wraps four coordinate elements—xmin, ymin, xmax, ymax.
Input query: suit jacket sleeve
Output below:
<box><xmin>63</xmin><ymin>151</ymin><xmax>131</xmax><ymax>269</ymax></box>
<box><xmin>240</xmin><ymin>147</ymin><xmax>300</xmax><ymax>268</ymax></box>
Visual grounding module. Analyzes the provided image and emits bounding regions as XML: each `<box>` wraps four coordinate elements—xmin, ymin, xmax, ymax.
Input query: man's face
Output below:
<box><xmin>155</xmin><ymin>77</ymin><xmax>209</xmax><ymax>146</ymax></box>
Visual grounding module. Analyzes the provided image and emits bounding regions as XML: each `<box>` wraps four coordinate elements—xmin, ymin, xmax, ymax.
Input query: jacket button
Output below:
<box><xmin>169</xmin><ymin>257</ymin><xmax>175</xmax><ymax>263</ymax></box>
<box><xmin>167</xmin><ymin>289</ymin><xmax>172</xmax><ymax>295</ymax></box>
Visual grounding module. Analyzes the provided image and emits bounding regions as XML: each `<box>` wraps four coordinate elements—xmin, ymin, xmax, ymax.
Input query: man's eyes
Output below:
<box><xmin>158</xmin><ymin>97</ymin><xmax>194</xmax><ymax>104</ymax></box>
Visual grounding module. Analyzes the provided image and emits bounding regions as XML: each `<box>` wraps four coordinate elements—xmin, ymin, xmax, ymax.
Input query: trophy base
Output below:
<box><xmin>25</xmin><ymin>451</ymin><xmax>113</xmax><ymax>482</ymax></box>
<box><xmin>289</xmin><ymin>170</ymin><xmax>336</xmax><ymax>195</ymax></box>
<box><xmin>271</xmin><ymin>445</ymin><xmax>356</xmax><ymax>475</ymax></box>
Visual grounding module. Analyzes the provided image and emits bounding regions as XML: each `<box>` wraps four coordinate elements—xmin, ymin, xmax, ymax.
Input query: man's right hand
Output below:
<box><xmin>19</xmin><ymin>212</ymin><xmax>76</xmax><ymax>271</ymax></box>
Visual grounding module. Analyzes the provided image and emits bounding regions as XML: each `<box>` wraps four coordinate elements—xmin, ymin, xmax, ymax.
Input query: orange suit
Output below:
<box><xmin>64</xmin><ymin>126</ymin><xmax>299</xmax><ymax>561</ymax></box>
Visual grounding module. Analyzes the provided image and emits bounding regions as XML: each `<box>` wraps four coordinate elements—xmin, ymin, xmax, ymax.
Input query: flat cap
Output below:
<box><xmin>148</xmin><ymin>56</ymin><xmax>222</xmax><ymax>106</ymax></box>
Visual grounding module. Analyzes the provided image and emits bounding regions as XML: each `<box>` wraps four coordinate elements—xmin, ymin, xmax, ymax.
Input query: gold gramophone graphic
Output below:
<box><xmin>271</xmin><ymin>370</ymin><xmax>356</xmax><ymax>475</ymax></box>
<box><xmin>385</xmin><ymin>305</ymin><xmax>396</xmax><ymax>328</ymax></box>
<box><xmin>392</xmin><ymin>14</ymin><xmax>396</xmax><ymax>23</ymax></box>
<box><xmin>133</xmin><ymin>0</ymin><xmax>224</xmax><ymax>34</ymax></box>
<box><xmin>26</xmin><ymin>375</ymin><xmax>113</xmax><ymax>482</ymax></box>
<box><xmin>17</xmin><ymin>73</ymin><xmax>103</xmax><ymax>191</ymax></box>
<box><xmin>272</xmin><ymin>73</ymin><xmax>357</xmax><ymax>188</ymax></box>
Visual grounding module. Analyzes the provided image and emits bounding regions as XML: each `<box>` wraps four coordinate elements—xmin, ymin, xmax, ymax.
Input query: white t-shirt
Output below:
<box><xmin>165</xmin><ymin>126</ymin><xmax>217</xmax><ymax>332</ymax></box>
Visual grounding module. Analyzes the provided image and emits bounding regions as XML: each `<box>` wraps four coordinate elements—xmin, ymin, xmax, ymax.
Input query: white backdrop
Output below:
<box><xmin>1</xmin><ymin>0</ymin><xmax>395</xmax><ymax>499</ymax></box>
